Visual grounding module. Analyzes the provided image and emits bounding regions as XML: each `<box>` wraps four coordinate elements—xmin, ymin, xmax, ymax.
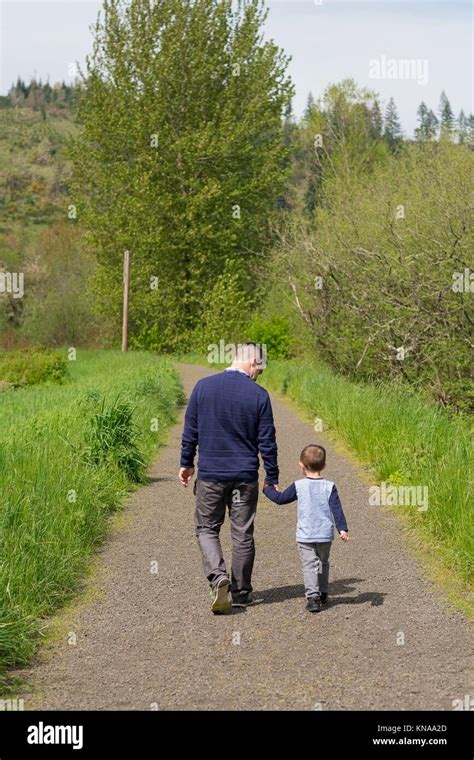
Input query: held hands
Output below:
<box><xmin>340</xmin><ymin>530</ymin><xmax>349</xmax><ymax>543</ymax></box>
<box><xmin>179</xmin><ymin>466</ymin><xmax>195</xmax><ymax>487</ymax></box>
<box><xmin>263</xmin><ymin>480</ymin><xmax>280</xmax><ymax>492</ymax></box>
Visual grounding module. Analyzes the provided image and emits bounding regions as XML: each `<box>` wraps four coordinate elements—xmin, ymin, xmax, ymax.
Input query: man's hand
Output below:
<box><xmin>340</xmin><ymin>530</ymin><xmax>349</xmax><ymax>543</ymax></box>
<box><xmin>179</xmin><ymin>466</ymin><xmax>195</xmax><ymax>487</ymax></box>
<box><xmin>263</xmin><ymin>481</ymin><xmax>279</xmax><ymax>491</ymax></box>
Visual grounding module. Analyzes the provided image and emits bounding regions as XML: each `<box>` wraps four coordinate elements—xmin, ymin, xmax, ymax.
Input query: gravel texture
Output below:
<box><xmin>19</xmin><ymin>363</ymin><xmax>473</xmax><ymax>710</ymax></box>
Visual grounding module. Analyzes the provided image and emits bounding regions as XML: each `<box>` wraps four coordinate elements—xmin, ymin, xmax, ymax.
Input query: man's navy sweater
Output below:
<box><xmin>180</xmin><ymin>369</ymin><xmax>279</xmax><ymax>484</ymax></box>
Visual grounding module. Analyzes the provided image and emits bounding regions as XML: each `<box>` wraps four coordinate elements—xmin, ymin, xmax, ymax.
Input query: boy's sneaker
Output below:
<box><xmin>232</xmin><ymin>592</ymin><xmax>254</xmax><ymax>608</ymax></box>
<box><xmin>321</xmin><ymin>592</ymin><xmax>328</xmax><ymax>605</ymax></box>
<box><xmin>210</xmin><ymin>577</ymin><xmax>232</xmax><ymax>614</ymax></box>
<box><xmin>306</xmin><ymin>596</ymin><xmax>322</xmax><ymax>613</ymax></box>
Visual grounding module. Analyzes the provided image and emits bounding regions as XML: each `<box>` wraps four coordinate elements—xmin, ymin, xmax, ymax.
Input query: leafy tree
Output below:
<box><xmin>272</xmin><ymin>141</ymin><xmax>473</xmax><ymax>408</ymax></box>
<box><xmin>294</xmin><ymin>80</ymin><xmax>387</xmax><ymax>215</ymax></box>
<box><xmin>70</xmin><ymin>0</ymin><xmax>293</xmax><ymax>351</ymax></box>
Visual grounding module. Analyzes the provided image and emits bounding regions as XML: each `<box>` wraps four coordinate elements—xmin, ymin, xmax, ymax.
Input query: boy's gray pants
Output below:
<box><xmin>297</xmin><ymin>541</ymin><xmax>332</xmax><ymax>598</ymax></box>
<box><xmin>194</xmin><ymin>479</ymin><xmax>259</xmax><ymax>598</ymax></box>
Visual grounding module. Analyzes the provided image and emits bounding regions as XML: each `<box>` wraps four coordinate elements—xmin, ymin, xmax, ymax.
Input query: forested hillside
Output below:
<box><xmin>0</xmin><ymin>84</ymin><xmax>80</xmax><ymax>346</ymax></box>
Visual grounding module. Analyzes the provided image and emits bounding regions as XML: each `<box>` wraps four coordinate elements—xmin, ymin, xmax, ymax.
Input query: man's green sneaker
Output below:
<box><xmin>210</xmin><ymin>577</ymin><xmax>232</xmax><ymax>614</ymax></box>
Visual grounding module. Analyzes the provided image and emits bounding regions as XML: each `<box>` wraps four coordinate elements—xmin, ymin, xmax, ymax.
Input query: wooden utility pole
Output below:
<box><xmin>122</xmin><ymin>250</ymin><xmax>130</xmax><ymax>352</ymax></box>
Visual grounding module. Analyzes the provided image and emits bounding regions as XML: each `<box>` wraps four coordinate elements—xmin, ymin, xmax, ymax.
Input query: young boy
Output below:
<box><xmin>263</xmin><ymin>444</ymin><xmax>349</xmax><ymax>613</ymax></box>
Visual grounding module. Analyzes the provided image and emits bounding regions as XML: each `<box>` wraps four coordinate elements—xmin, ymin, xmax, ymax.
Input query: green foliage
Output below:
<box><xmin>70</xmin><ymin>0</ymin><xmax>294</xmax><ymax>351</ymax></box>
<box><xmin>0</xmin><ymin>348</ymin><xmax>67</xmax><ymax>389</ymax></box>
<box><xmin>247</xmin><ymin>314</ymin><xmax>292</xmax><ymax>359</ymax></box>
<box><xmin>0</xmin><ymin>350</ymin><xmax>183</xmax><ymax>673</ymax></box>
<box><xmin>273</xmin><ymin>140</ymin><xmax>473</xmax><ymax>409</ymax></box>
<box><xmin>189</xmin><ymin>259</ymin><xmax>253</xmax><ymax>352</ymax></box>
<box><xmin>287</xmin><ymin>79</ymin><xmax>389</xmax><ymax>214</ymax></box>
<box><xmin>260</xmin><ymin>359</ymin><xmax>473</xmax><ymax>585</ymax></box>
<box><xmin>20</xmin><ymin>223</ymin><xmax>101</xmax><ymax>347</ymax></box>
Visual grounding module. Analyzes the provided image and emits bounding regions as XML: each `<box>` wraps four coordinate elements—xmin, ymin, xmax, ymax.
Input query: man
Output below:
<box><xmin>179</xmin><ymin>343</ymin><xmax>279</xmax><ymax>614</ymax></box>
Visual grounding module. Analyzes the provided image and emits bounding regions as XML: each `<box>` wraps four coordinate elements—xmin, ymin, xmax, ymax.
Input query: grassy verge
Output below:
<box><xmin>258</xmin><ymin>359</ymin><xmax>473</xmax><ymax>589</ymax></box>
<box><xmin>0</xmin><ymin>350</ymin><xmax>184</xmax><ymax>675</ymax></box>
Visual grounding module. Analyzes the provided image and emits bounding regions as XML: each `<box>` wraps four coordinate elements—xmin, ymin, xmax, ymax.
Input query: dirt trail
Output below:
<box><xmin>20</xmin><ymin>363</ymin><xmax>472</xmax><ymax>710</ymax></box>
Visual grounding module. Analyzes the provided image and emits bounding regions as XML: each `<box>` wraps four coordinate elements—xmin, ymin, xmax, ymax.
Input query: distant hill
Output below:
<box><xmin>0</xmin><ymin>84</ymin><xmax>77</xmax><ymax>269</ymax></box>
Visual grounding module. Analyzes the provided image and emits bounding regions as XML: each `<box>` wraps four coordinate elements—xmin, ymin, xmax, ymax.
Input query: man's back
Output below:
<box><xmin>180</xmin><ymin>369</ymin><xmax>278</xmax><ymax>483</ymax></box>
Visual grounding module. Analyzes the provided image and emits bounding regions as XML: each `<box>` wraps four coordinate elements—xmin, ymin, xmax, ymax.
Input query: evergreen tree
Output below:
<box><xmin>304</xmin><ymin>91</ymin><xmax>315</xmax><ymax>119</ymax></box>
<box><xmin>439</xmin><ymin>90</ymin><xmax>454</xmax><ymax>138</ymax></box>
<box><xmin>457</xmin><ymin>110</ymin><xmax>468</xmax><ymax>144</ymax></box>
<box><xmin>383</xmin><ymin>97</ymin><xmax>402</xmax><ymax>150</ymax></box>
<box><xmin>9</xmin><ymin>77</ymin><xmax>27</xmax><ymax>105</ymax></box>
<box><xmin>370</xmin><ymin>98</ymin><xmax>383</xmax><ymax>139</ymax></box>
<box><xmin>415</xmin><ymin>101</ymin><xmax>438</xmax><ymax>141</ymax></box>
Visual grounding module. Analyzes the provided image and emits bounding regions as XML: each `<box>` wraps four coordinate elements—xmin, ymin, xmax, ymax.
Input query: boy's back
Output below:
<box><xmin>294</xmin><ymin>477</ymin><xmax>337</xmax><ymax>543</ymax></box>
<box><xmin>263</xmin><ymin>444</ymin><xmax>349</xmax><ymax>613</ymax></box>
<box><xmin>264</xmin><ymin>476</ymin><xmax>346</xmax><ymax>541</ymax></box>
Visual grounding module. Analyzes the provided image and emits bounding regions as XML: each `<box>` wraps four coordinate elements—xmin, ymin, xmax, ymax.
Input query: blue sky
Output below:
<box><xmin>0</xmin><ymin>0</ymin><xmax>472</xmax><ymax>135</ymax></box>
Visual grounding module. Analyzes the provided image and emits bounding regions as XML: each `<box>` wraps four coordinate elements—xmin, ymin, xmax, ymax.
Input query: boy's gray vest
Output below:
<box><xmin>295</xmin><ymin>478</ymin><xmax>335</xmax><ymax>543</ymax></box>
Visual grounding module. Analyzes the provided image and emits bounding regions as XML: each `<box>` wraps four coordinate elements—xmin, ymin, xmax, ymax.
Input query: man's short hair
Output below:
<box><xmin>300</xmin><ymin>444</ymin><xmax>326</xmax><ymax>472</ymax></box>
<box><xmin>235</xmin><ymin>342</ymin><xmax>264</xmax><ymax>364</ymax></box>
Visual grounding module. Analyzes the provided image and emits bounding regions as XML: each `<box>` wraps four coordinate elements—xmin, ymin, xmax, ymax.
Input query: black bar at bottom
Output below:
<box><xmin>0</xmin><ymin>710</ymin><xmax>471</xmax><ymax>757</ymax></box>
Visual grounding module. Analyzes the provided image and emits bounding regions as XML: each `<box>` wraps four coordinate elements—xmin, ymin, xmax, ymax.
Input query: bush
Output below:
<box><xmin>274</xmin><ymin>141</ymin><xmax>473</xmax><ymax>409</ymax></box>
<box><xmin>247</xmin><ymin>315</ymin><xmax>292</xmax><ymax>359</ymax></box>
<box><xmin>20</xmin><ymin>223</ymin><xmax>101</xmax><ymax>347</ymax></box>
<box><xmin>0</xmin><ymin>349</ymin><xmax>67</xmax><ymax>389</ymax></box>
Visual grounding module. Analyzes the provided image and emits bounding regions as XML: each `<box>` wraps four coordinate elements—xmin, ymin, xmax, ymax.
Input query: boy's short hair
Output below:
<box><xmin>300</xmin><ymin>444</ymin><xmax>326</xmax><ymax>472</ymax></box>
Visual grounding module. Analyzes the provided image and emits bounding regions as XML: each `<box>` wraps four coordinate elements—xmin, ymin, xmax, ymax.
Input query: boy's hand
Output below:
<box><xmin>340</xmin><ymin>530</ymin><xmax>349</xmax><ymax>542</ymax></box>
<box><xmin>263</xmin><ymin>481</ymin><xmax>279</xmax><ymax>492</ymax></box>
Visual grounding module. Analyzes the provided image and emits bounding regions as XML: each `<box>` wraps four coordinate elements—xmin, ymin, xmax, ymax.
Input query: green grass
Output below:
<box><xmin>0</xmin><ymin>350</ymin><xmax>184</xmax><ymax>673</ymax></box>
<box><xmin>258</xmin><ymin>359</ymin><xmax>473</xmax><ymax>586</ymax></box>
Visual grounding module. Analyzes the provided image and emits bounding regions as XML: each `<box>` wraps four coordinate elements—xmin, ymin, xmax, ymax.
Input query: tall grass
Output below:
<box><xmin>259</xmin><ymin>360</ymin><xmax>473</xmax><ymax>585</ymax></box>
<box><xmin>0</xmin><ymin>350</ymin><xmax>184</xmax><ymax>673</ymax></box>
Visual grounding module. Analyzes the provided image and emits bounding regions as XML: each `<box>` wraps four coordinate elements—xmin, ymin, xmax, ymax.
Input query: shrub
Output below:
<box><xmin>0</xmin><ymin>349</ymin><xmax>67</xmax><ymax>389</ymax></box>
<box><xmin>247</xmin><ymin>315</ymin><xmax>292</xmax><ymax>359</ymax></box>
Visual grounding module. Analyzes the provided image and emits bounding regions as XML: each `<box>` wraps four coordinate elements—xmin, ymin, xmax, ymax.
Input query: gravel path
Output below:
<box><xmin>20</xmin><ymin>363</ymin><xmax>472</xmax><ymax>710</ymax></box>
